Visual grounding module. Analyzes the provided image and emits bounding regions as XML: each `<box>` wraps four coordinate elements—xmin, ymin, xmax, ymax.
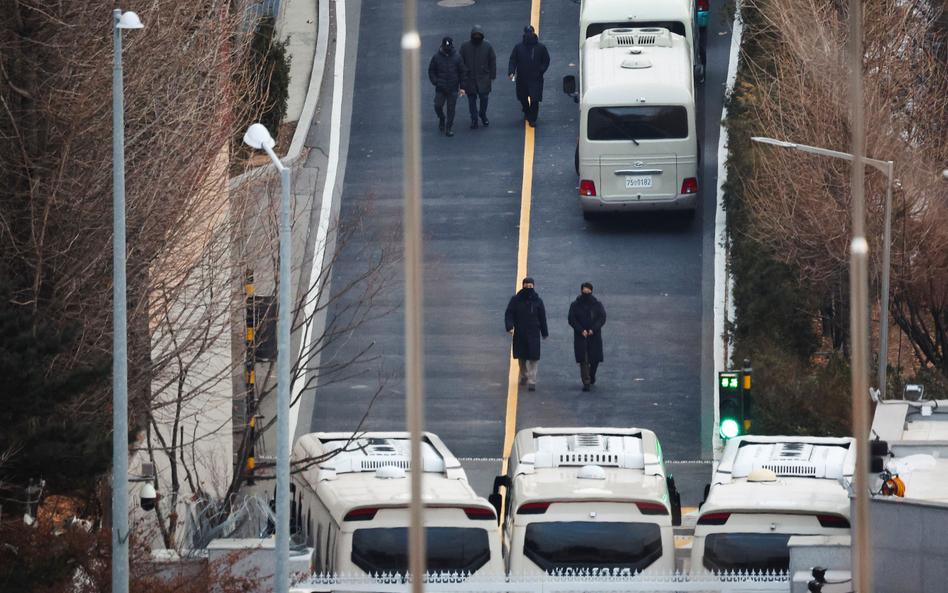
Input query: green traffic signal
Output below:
<box><xmin>718</xmin><ymin>371</ymin><xmax>743</xmax><ymax>440</ymax></box>
<box><xmin>720</xmin><ymin>418</ymin><xmax>740</xmax><ymax>439</ymax></box>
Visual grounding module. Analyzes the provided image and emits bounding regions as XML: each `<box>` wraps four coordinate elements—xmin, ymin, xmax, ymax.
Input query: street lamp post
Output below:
<box><xmin>243</xmin><ymin>123</ymin><xmax>291</xmax><ymax>593</ymax></box>
<box><xmin>112</xmin><ymin>10</ymin><xmax>143</xmax><ymax>593</ymax></box>
<box><xmin>750</xmin><ymin>137</ymin><xmax>895</xmax><ymax>398</ymax></box>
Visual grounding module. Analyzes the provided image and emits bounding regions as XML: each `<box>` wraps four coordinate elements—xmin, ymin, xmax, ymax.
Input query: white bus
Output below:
<box><xmin>292</xmin><ymin>431</ymin><xmax>502</xmax><ymax>577</ymax></box>
<box><xmin>579</xmin><ymin>0</ymin><xmax>704</xmax><ymax>80</ymax></box>
<box><xmin>492</xmin><ymin>427</ymin><xmax>681</xmax><ymax>575</ymax></box>
<box><xmin>564</xmin><ymin>28</ymin><xmax>700</xmax><ymax>219</ymax></box>
<box><xmin>690</xmin><ymin>436</ymin><xmax>855</xmax><ymax>574</ymax></box>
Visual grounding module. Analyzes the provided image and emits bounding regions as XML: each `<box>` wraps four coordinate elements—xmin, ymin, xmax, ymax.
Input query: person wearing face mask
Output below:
<box><xmin>568</xmin><ymin>282</ymin><xmax>607</xmax><ymax>391</ymax></box>
<box><xmin>507</xmin><ymin>24</ymin><xmax>550</xmax><ymax>127</ymax></box>
<box><xmin>505</xmin><ymin>277</ymin><xmax>549</xmax><ymax>391</ymax></box>
<box><xmin>428</xmin><ymin>36</ymin><xmax>467</xmax><ymax>137</ymax></box>
<box><xmin>459</xmin><ymin>25</ymin><xmax>496</xmax><ymax>129</ymax></box>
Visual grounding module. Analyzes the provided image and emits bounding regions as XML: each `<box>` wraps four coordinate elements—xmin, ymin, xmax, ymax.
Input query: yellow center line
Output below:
<box><xmin>499</xmin><ymin>0</ymin><xmax>542</xmax><ymax>533</ymax></box>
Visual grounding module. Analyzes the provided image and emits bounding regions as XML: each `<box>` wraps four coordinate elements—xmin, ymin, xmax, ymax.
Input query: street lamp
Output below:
<box><xmin>112</xmin><ymin>9</ymin><xmax>143</xmax><ymax>593</ymax></box>
<box><xmin>750</xmin><ymin>137</ymin><xmax>895</xmax><ymax>399</ymax></box>
<box><xmin>243</xmin><ymin>123</ymin><xmax>291</xmax><ymax>593</ymax></box>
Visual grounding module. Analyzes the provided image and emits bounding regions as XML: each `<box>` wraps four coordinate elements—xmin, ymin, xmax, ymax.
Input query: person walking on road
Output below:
<box><xmin>428</xmin><ymin>36</ymin><xmax>467</xmax><ymax>137</ymax></box>
<box><xmin>459</xmin><ymin>25</ymin><xmax>497</xmax><ymax>129</ymax></box>
<box><xmin>508</xmin><ymin>24</ymin><xmax>550</xmax><ymax>127</ymax></box>
<box><xmin>505</xmin><ymin>277</ymin><xmax>548</xmax><ymax>391</ymax></box>
<box><xmin>567</xmin><ymin>282</ymin><xmax>606</xmax><ymax>392</ymax></box>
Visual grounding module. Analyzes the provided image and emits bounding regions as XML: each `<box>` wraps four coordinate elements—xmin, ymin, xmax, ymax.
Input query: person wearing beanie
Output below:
<box><xmin>567</xmin><ymin>282</ymin><xmax>607</xmax><ymax>391</ymax></box>
<box><xmin>428</xmin><ymin>36</ymin><xmax>467</xmax><ymax>137</ymax></box>
<box><xmin>459</xmin><ymin>25</ymin><xmax>497</xmax><ymax>129</ymax></box>
<box><xmin>507</xmin><ymin>24</ymin><xmax>550</xmax><ymax>127</ymax></box>
<box><xmin>504</xmin><ymin>277</ymin><xmax>548</xmax><ymax>391</ymax></box>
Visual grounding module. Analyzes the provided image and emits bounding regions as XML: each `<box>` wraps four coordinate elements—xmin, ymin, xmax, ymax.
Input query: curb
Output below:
<box><xmin>285</xmin><ymin>0</ymin><xmax>331</xmax><ymax>165</ymax></box>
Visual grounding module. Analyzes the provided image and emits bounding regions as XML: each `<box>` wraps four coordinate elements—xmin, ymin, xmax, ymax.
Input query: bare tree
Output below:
<box><xmin>737</xmin><ymin>0</ymin><xmax>948</xmax><ymax>377</ymax></box>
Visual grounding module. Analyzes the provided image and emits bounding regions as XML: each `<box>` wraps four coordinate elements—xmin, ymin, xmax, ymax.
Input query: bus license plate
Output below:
<box><xmin>625</xmin><ymin>175</ymin><xmax>652</xmax><ymax>189</ymax></box>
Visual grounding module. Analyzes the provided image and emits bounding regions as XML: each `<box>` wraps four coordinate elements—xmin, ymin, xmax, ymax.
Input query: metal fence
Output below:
<box><xmin>292</xmin><ymin>572</ymin><xmax>790</xmax><ymax>593</ymax></box>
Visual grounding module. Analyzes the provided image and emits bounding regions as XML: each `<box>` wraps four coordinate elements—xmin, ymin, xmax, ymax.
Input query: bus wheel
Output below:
<box><xmin>574</xmin><ymin>145</ymin><xmax>580</xmax><ymax>175</ymax></box>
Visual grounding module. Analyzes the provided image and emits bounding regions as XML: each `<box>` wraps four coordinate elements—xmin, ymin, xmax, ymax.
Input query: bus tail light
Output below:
<box><xmin>697</xmin><ymin>512</ymin><xmax>731</xmax><ymax>525</ymax></box>
<box><xmin>344</xmin><ymin>507</ymin><xmax>378</xmax><ymax>522</ymax></box>
<box><xmin>580</xmin><ymin>180</ymin><xmax>597</xmax><ymax>196</ymax></box>
<box><xmin>816</xmin><ymin>514</ymin><xmax>851</xmax><ymax>528</ymax></box>
<box><xmin>518</xmin><ymin>502</ymin><xmax>551</xmax><ymax>515</ymax></box>
<box><xmin>681</xmin><ymin>177</ymin><xmax>698</xmax><ymax>194</ymax></box>
<box><xmin>463</xmin><ymin>507</ymin><xmax>496</xmax><ymax>520</ymax></box>
<box><xmin>636</xmin><ymin>502</ymin><xmax>669</xmax><ymax>515</ymax></box>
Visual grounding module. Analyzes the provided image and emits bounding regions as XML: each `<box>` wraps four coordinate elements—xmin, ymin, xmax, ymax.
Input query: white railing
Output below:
<box><xmin>293</xmin><ymin>571</ymin><xmax>790</xmax><ymax>593</ymax></box>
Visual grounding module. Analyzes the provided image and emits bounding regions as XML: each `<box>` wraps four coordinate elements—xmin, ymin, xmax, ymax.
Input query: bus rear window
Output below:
<box><xmin>523</xmin><ymin>521</ymin><xmax>662</xmax><ymax>573</ymax></box>
<box><xmin>587</xmin><ymin>106</ymin><xmax>689</xmax><ymax>141</ymax></box>
<box><xmin>586</xmin><ymin>21</ymin><xmax>687</xmax><ymax>39</ymax></box>
<box><xmin>351</xmin><ymin>527</ymin><xmax>490</xmax><ymax>575</ymax></box>
<box><xmin>703</xmin><ymin>533</ymin><xmax>793</xmax><ymax>573</ymax></box>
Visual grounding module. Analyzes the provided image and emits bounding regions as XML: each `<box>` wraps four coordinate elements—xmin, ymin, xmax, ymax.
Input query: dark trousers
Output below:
<box><xmin>468</xmin><ymin>93</ymin><xmax>489</xmax><ymax>119</ymax></box>
<box><xmin>520</xmin><ymin>97</ymin><xmax>539</xmax><ymax>124</ymax></box>
<box><xmin>434</xmin><ymin>90</ymin><xmax>458</xmax><ymax>127</ymax></box>
<box><xmin>580</xmin><ymin>357</ymin><xmax>599</xmax><ymax>386</ymax></box>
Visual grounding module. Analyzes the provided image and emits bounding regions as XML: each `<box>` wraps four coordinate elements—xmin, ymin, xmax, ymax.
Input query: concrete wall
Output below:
<box><xmin>869</xmin><ymin>496</ymin><xmax>948</xmax><ymax>592</ymax></box>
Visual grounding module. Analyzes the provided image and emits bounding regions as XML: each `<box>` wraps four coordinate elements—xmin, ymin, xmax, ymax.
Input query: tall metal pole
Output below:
<box><xmin>849</xmin><ymin>0</ymin><xmax>873</xmax><ymax>589</ymax></box>
<box><xmin>260</xmin><ymin>142</ymin><xmax>291</xmax><ymax>593</ymax></box>
<box><xmin>877</xmin><ymin>162</ymin><xmax>894</xmax><ymax>399</ymax></box>
<box><xmin>112</xmin><ymin>10</ymin><xmax>130</xmax><ymax>593</ymax></box>
<box><xmin>402</xmin><ymin>0</ymin><xmax>426</xmax><ymax>590</ymax></box>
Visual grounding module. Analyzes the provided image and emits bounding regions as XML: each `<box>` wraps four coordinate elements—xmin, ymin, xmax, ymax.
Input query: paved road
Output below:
<box><xmin>307</xmin><ymin>0</ymin><xmax>735</xmax><ymax>504</ymax></box>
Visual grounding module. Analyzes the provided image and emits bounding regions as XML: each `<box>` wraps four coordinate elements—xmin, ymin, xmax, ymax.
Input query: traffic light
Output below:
<box><xmin>718</xmin><ymin>371</ymin><xmax>743</xmax><ymax>439</ymax></box>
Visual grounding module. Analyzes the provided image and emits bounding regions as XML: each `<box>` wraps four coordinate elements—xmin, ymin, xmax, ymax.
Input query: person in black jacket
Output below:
<box><xmin>567</xmin><ymin>282</ymin><xmax>607</xmax><ymax>391</ymax></box>
<box><xmin>505</xmin><ymin>277</ymin><xmax>548</xmax><ymax>391</ymax></box>
<box><xmin>508</xmin><ymin>25</ymin><xmax>550</xmax><ymax>127</ymax></box>
<box><xmin>428</xmin><ymin>37</ymin><xmax>467</xmax><ymax>137</ymax></box>
<box><xmin>459</xmin><ymin>25</ymin><xmax>497</xmax><ymax>129</ymax></box>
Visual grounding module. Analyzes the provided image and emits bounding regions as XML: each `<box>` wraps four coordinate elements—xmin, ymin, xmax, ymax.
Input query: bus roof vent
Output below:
<box><xmin>322</xmin><ymin>437</ymin><xmax>446</xmax><ymax>475</ymax></box>
<box><xmin>732</xmin><ymin>442</ymin><xmax>850</xmax><ymax>480</ymax></box>
<box><xmin>533</xmin><ymin>433</ymin><xmax>645</xmax><ymax>470</ymax></box>
<box><xmin>599</xmin><ymin>27</ymin><xmax>674</xmax><ymax>49</ymax></box>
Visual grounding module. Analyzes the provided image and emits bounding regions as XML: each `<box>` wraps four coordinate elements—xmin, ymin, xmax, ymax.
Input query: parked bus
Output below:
<box><xmin>565</xmin><ymin>27</ymin><xmax>700</xmax><ymax>219</ymax></box>
<box><xmin>579</xmin><ymin>0</ymin><xmax>704</xmax><ymax>77</ymax></box>
<box><xmin>690</xmin><ymin>436</ymin><xmax>855</xmax><ymax>574</ymax></box>
<box><xmin>492</xmin><ymin>427</ymin><xmax>681</xmax><ymax>575</ymax></box>
<box><xmin>293</xmin><ymin>431</ymin><xmax>502</xmax><ymax>577</ymax></box>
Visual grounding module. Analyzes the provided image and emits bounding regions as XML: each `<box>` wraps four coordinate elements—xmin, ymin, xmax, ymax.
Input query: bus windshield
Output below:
<box><xmin>523</xmin><ymin>521</ymin><xmax>662</xmax><ymax>573</ymax></box>
<box><xmin>703</xmin><ymin>533</ymin><xmax>794</xmax><ymax>573</ymax></box>
<box><xmin>351</xmin><ymin>527</ymin><xmax>491</xmax><ymax>575</ymax></box>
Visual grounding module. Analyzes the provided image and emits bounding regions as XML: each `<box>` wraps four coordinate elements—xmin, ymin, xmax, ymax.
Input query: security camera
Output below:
<box><xmin>140</xmin><ymin>483</ymin><xmax>157</xmax><ymax>512</ymax></box>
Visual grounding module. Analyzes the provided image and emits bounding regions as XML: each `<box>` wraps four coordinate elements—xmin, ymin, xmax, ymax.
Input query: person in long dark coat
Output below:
<box><xmin>428</xmin><ymin>36</ymin><xmax>467</xmax><ymax>137</ymax></box>
<box><xmin>567</xmin><ymin>282</ymin><xmax>606</xmax><ymax>391</ymax></box>
<box><xmin>459</xmin><ymin>25</ymin><xmax>497</xmax><ymax>129</ymax></box>
<box><xmin>507</xmin><ymin>24</ymin><xmax>550</xmax><ymax>127</ymax></box>
<box><xmin>504</xmin><ymin>277</ymin><xmax>548</xmax><ymax>391</ymax></box>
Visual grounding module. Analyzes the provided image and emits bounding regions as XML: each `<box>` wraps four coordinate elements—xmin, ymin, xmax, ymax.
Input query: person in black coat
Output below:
<box><xmin>428</xmin><ymin>37</ymin><xmax>467</xmax><ymax>137</ymax></box>
<box><xmin>507</xmin><ymin>25</ymin><xmax>550</xmax><ymax>127</ymax></box>
<box><xmin>504</xmin><ymin>277</ymin><xmax>548</xmax><ymax>391</ymax></box>
<box><xmin>567</xmin><ymin>282</ymin><xmax>607</xmax><ymax>391</ymax></box>
<box><xmin>459</xmin><ymin>25</ymin><xmax>497</xmax><ymax>129</ymax></box>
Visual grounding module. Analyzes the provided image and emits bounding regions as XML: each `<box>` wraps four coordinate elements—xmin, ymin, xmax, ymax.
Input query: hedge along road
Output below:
<box><xmin>306</xmin><ymin>0</ymin><xmax>734</xmax><ymax>498</ymax></box>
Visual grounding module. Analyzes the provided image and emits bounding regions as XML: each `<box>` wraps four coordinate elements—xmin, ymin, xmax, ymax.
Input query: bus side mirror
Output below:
<box><xmin>488</xmin><ymin>493</ymin><xmax>503</xmax><ymax>524</ymax></box>
<box><xmin>700</xmin><ymin>483</ymin><xmax>711</xmax><ymax>509</ymax></box>
<box><xmin>694</xmin><ymin>64</ymin><xmax>706</xmax><ymax>85</ymax></box>
<box><xmin>667</xmin><ymin>475</ymin><xmax>682</xmax><ymax>527</ymax></box>
<box><xmin>491</xmin><ymin>475</ymin><xmax>510</xmax><ymax>496</ymax></box>
<box><xmin>563</xmin><ymin>75</ymin><xmax>576</xmax><ymax>95</ymax></box>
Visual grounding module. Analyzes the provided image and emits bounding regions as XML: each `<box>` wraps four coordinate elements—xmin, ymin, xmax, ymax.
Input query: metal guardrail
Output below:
<box><xmin>293</xmin><ymin>572</ymin><xmax>791</xmax><ymax>593</ymax></box>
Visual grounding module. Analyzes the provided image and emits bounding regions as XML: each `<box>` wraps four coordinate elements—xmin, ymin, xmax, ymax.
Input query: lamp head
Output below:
<box><xmin>117</xmin><ymin>11</ymin><xmax>144</xmax><ymax>29</ymax></box>
<box><xmin>243</xmin><ymin>123</ymin><xmax>275</xmax><ymax>150</ymax></box>
<box><xmin>751</xmin><ymin>136</ymin><xmax>796</xmax><ymax>149</ymax></box>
